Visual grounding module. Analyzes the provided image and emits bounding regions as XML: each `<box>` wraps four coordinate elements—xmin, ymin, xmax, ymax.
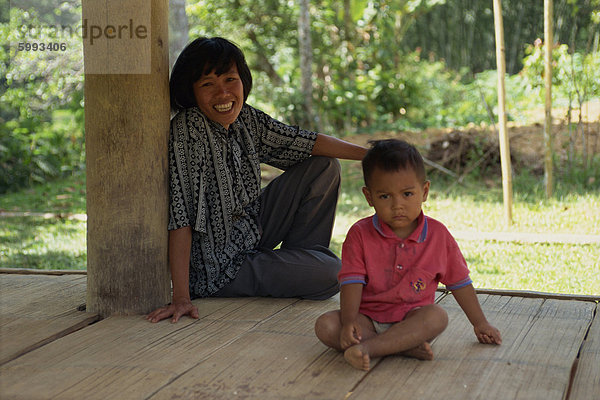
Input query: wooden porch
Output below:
<box><xmin>0</xmin><ymin>271</ymin><xmax>598</xmax><ymax>400</ymax></box>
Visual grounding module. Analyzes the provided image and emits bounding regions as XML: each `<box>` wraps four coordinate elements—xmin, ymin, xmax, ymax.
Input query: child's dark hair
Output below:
<box><xmin>362</xmin><ymin>139</ymin><xmax>427</xmax><ymax>186</ymax></box>
<box><xmin>169</xmin><ymin>37</ymin><xmax>253</xmax><ymax>112</ymax></box>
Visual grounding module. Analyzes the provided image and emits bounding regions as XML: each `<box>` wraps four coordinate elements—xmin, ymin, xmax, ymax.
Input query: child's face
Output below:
<box><xmin>362</xmin><ymin>167</ymin><xmax>429</xmax><ymax>239</ymax></box>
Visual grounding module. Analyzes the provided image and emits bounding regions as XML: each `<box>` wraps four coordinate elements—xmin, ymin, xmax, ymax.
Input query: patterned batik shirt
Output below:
<box><xmin>168</xmin><ymin>104</ymin><xmax>318</xmax><ymax>297</ymax></box>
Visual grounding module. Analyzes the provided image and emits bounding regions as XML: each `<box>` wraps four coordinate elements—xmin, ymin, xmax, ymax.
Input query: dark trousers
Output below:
<box><xmin>214</xmin><ymin>156</ymin><xmax>342</xmax><ymax>300</ymax></box>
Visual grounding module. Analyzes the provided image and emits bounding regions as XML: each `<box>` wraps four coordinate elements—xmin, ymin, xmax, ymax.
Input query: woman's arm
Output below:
<box><xmin>312</xmin><ymin>134</ymin><xmax>367</xmax><ymax>161</ymax></box>
<box><xmin>146</xmin><ymin>226</ymin><xmax>199</xmax><ymax>323</ymax></box>
<box><xmin>169</xmin><ymin>227</ymin><xmax>193</xmax><ymax>302</ymax></box>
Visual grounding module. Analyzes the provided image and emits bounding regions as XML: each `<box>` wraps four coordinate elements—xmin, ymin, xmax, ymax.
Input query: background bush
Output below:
<box><xmin>1</xmin><ymin>0</ymin><xmax>598</xmax><ymax>194</ymax></box>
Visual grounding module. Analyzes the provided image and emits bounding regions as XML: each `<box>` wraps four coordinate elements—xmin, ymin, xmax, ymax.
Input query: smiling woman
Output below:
<box><xmin>147</xmin><ymin>37</ymin><xmax>367</xmax><ymax>324</ymax></box>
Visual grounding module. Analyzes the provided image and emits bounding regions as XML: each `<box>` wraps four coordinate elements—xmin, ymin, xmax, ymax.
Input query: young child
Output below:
<box><xmin>314</xmin><ymin>139</ymin><xmax>501</xmax><ymax>371</ymax></box>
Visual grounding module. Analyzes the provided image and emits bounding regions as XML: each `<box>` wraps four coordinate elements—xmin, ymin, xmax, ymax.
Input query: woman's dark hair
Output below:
<box><xmin>362</xmin><ymin>139</ymin><xmax>427</xmax><ymax>186</ymax></box>
<box><xmin>169</xmin><ymin>37</ymin><xmax>253</xmax><ymax>111</ymax></box>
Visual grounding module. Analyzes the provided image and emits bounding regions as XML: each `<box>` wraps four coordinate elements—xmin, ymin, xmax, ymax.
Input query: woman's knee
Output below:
<box><xmin>310</xmin><ymin>156</ymin><xmax>341</xmax><ymax>180</ymax></box>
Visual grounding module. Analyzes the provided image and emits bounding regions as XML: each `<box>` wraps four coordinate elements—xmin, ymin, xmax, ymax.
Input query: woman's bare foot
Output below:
<box><xmin>400</xmin><ymin>342</ymin><xmax>434</xmax><ymax>360</ymax></box>
<box><xmin>344</xmin><ymin>345</ymin><xmax>371</xmax><ymax>371</ymax></box>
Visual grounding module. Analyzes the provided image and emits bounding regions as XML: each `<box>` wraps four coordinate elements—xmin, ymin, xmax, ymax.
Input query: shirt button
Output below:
<box><xmin>396</xmin><ymin>265</ymin><xmax>403</xmax><ymax>270</ymax></box>
<box><xmin>399</xmin><ymin>243</ymin><xmax>405</xmax><ymax>248</ymax></box>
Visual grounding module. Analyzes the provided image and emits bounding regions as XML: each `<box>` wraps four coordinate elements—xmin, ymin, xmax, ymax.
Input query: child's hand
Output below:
<box><xmin>474</xmin><ymin>322</ymin><xmax>502</xmax><ymax>345</ymax></box>
<box><xmin>340</xmin><ymin>322</ymin><xmax>362</xmax><ymax>350</ymax></box>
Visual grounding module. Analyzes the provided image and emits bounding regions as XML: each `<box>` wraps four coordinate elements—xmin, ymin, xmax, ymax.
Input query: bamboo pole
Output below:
<box><xmin>492</xmin><ymin>0</ymin><xmax>513</xmax><ymax>227</ymax></box>
<box><xmin>83</xmin><ymin>0</ymin><xmax>171</xmax><ymax>316</ymax></box>
<box><xmin>544</xmin><ymin>0</ymin><xmax>554</xmax><ymax>198</ymax></box>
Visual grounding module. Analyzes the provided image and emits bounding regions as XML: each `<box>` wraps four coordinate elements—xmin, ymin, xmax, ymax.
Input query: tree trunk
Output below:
<box><xmin>247</xmin><ymin>30</ymin><xmax>283</xmax><ymax>87</ymax></box>
<box><xmin>508</xmin><ymin>2</ymin><xmax>524</xmax><ymax>74</ymax></box>
<box><xmin>298</xmin><ymin>0</ymin><xmax>315</xmax><ymax>130</ymax></box>
<box><xmin>83</xmin><ymin>0</ymin><xmax>171</xmax><ymax>316</ymax></box>
<box><xmin>169</xmin><ymin>0</ymin><xmax>189</xmax><ymax>71</ymax></box>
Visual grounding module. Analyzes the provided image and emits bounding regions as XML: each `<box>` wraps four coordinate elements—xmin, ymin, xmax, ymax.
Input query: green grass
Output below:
<box><xmin>0</xmin><ymin>173</ymin><xmax>87</xmax><ymax>271</ymax></box>
<box><xmin>332</xmin><ymin>160</ymin><xmax>600</xmax><ymax>296</ymax></box>
<box><xmin>459</xmin><ymin>240</ymin><xmax>599</xmax><ymax>295</ymax></box>
<box><xmin>0</xmin><ymin>216</ymin><xmax>86</xmax><ymax>270</ymax></box>
<box><xmin>335</xmin><ymin>159</ymin><xmax>600</xmax><ymax>235</ymax></box>
<box><xmin>0</xmin><ymin>173</ymin><xmax>86</xmax><ymax>214</ymax></box>
<box><xmin>1</xmin><ymin>159</ymin><xmax>599</xmax><ymax>295</ymax></box>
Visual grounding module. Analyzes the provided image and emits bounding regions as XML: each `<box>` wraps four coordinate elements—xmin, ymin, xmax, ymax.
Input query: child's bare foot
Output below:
<box><xmin>400</xmin><ymin>342</ymin><xmax>434</xmax><ymax>360</ymax></box>
<box><xmin>344</xmin><ymin>345</ymin><xmax>371</xmax><ymax>371</ymax></box>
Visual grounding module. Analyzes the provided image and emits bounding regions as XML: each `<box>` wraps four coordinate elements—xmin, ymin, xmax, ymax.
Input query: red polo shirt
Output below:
<box><xmin>339</xmin><ymin>212</ymin><xmax>472</xmax><ymax>323</ymax></box>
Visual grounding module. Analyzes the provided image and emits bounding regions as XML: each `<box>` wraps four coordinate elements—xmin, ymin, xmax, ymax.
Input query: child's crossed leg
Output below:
<box><xmin>315</xmin><ymin>304</ymin><xmax>448</xmax><ymax>371</ymax></box>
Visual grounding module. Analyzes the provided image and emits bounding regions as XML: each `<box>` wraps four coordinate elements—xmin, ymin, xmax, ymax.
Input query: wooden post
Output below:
<box><xmin>544</xmin><ymin>0</ymin><xmax>554</xmax><ymax>198</ymax></box>
<box><xmin>493</xmin><ymin>0</ymin><xmax>513</xmax><ymax>227</ymax></box>
<box><xmin>83</xmin><ymin>0</ymin><xmax>171</xmax><ymax>316</ymax></box>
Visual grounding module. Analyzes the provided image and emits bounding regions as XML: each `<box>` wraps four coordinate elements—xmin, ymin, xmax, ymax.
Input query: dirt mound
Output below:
<box><xmin>426</xmin><ymin>129</ymin><xmax>503</xmax><ymax>175</ymax></box>
<box><xmin>349</xmin><ymin>117</ymin><xmax>598</xmax><ymax>178</ymax></box>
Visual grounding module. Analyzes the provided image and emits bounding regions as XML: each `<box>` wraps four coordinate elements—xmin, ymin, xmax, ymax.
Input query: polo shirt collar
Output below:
<box><xmin>372</xmin><ymin>211</ymin><xmax>428</xmax><ymax>243</ymax></box>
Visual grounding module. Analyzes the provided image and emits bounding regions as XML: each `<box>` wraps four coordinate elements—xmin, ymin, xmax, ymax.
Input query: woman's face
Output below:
<box><xmin>193</xmin><ymin>63</ymin><xmax>244</xmax><ymax>130</ymax></box>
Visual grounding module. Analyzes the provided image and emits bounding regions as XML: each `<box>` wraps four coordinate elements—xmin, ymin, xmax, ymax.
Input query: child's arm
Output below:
<box><xmin>339</xmin><ymin>283</ymin><xmax>364</xmax><ymax>349</ymax></box>
<box><xmin>451</xmin><ymin>284</ymin><xmax>502</xmax><ymax>345</ymax></box>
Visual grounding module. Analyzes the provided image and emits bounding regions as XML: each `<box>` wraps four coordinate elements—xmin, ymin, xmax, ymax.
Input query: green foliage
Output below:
<box><xmin>185</xmin><ymin>0</ymin><xmax>452</xmax><ymax>133</ymax></box>
<box><xmin>1</xmin><ymin>0</ymin><xmax>598</xmax><ymax>195</ymax></box>
<box><xmin>402</xmin><ymin>0</ymin><xmax>600</xmax><ymax>74</ymax></box>
<box><xmin>521</xmin><ymin>41</ymin><xmax>600</xmax><ymax>104</ymax></box>
<box><xmin>1</xmin><ymin>4</ymin><xmax>84</xmax><ymax>194</ymax></box>
<box><xmin>183</xmin><ymin>1</ymin><xmax>599</xmax><ymax>136</ymax></box>
<box><xmin>0</xmin><ymin>109</ymin><xmax>84</xmax><ymax>192</ymax></box>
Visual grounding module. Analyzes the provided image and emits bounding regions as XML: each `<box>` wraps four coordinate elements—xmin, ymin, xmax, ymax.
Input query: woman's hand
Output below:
<box><xmin>146</xmin><ymin>298</ymin><xmax>199</xmax><ymax>323</ymax></box>
<box><xmin>147</xmin><ymin>227</ymin><xmax>196</xmax><ymax>324</ymax></box>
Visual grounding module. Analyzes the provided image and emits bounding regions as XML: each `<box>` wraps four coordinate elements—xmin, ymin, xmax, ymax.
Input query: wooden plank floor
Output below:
<box><xmin>0</xmin><ymin>274</ymin><xmax>99</xmax><ymax>364</ymax></box>
<box><xmin>0</xmin><ymin>273</ymin><xmax>598</xmax><ymax>400</ymax></box>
